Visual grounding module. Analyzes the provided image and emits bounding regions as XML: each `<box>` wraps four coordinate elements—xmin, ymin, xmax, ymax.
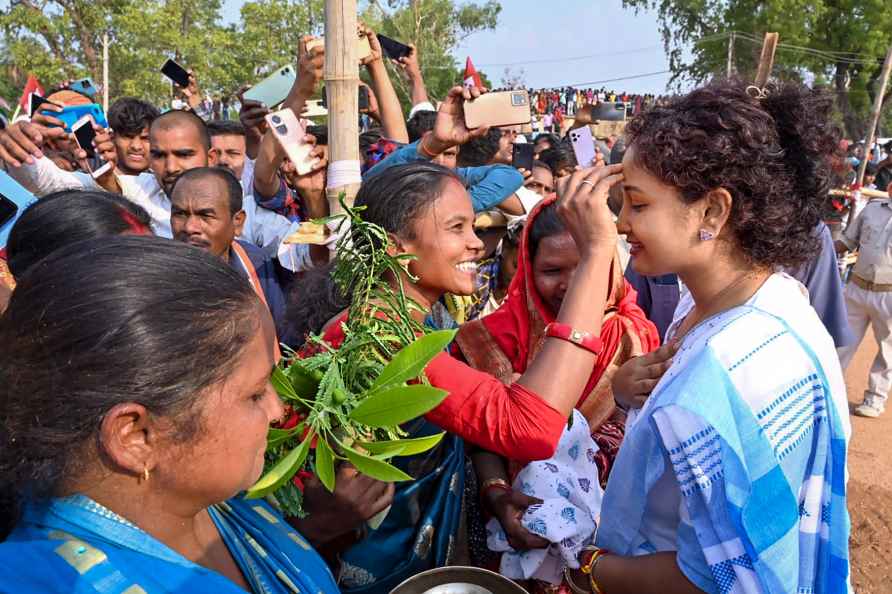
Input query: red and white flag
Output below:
<box><xmin>463</xmin><ymin>57</ymin><xmax>482</xmax><ymax>89</ymax></box>
<box><xmin>17</xmin><ymin>74</ymin><xmax>44</xmax><ymax>109</ymax></box>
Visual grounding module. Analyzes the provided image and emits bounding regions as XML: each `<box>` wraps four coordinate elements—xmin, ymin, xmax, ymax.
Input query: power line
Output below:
<box><xmin>559</xmin><ymin>70</ymin><xmax>672</xmax><ymax>88</ymax></box>
<box><xmin>475</xmin><ymin>45</ymin><xmax>664</xmax><ymax>69</ymax></box>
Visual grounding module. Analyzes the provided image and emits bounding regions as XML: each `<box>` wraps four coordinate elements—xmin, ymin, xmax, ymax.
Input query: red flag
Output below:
<box><xmin>18</xmin><ymin>75</ymin><xmax>44</xmax><ymax>109</ymax></box>
<box><xmin>463</xmin><ymin>57</ymin><xmax>482</xmax><ymax>89</ymax></box>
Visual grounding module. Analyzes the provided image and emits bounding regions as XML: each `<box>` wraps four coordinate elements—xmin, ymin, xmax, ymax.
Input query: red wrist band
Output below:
<box><xmin>545</xmin><ymin>322</ymin><xmax>602</xmax><ymax>355</ymax></box>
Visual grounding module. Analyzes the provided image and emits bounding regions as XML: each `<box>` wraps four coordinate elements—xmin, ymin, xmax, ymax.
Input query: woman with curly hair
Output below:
<box><xmin>567</xmin><ymin>80</ymin><xmax>851</xmax><ymax>593</ymax></box>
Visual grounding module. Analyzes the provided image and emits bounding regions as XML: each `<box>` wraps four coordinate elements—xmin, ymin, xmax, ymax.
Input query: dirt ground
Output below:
<box><xmin>844</xmin><ymin>329</ymin><xmax>892</xmax><ymax>594</ymax></box>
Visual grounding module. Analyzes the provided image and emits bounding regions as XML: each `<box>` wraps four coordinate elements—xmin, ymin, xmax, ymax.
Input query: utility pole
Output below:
<box><xmin>102</xmin><ymin>32</ymin><xmax>110</xmax><ymax>113</ymax></box>
<box><xmin>324</xmin><ymin>0</ymin><xmax>360</xmax><ymax>213</ymax></box>
<box><xmin>726</xmin><ymin>31</ymin><xmax>735</xmax><ymax>78</ymax></box>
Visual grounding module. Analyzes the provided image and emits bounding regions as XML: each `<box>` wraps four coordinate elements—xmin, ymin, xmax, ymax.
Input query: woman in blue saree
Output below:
<box><xmin>567</xmin><ymin>80</ymin><xmax>851</xmax><ymax>593</ymax></box>
<box><xmin>0</xmin><ymin>236</ymin><xmax>338</xmax><ymax>594</ymax></box>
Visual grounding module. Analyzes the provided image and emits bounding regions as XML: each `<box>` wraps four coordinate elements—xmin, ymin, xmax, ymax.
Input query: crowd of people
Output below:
<box><xmin>0</xmin><ymin>22</ymin><xmax>885</xmax><ymax>594</ymax></box>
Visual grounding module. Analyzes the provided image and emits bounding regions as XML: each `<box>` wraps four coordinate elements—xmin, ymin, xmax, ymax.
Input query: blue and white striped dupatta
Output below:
<box><xmin>597</xmin><ymin>274</ymin><xmax>850</xmax><ymax>594</ymax></box>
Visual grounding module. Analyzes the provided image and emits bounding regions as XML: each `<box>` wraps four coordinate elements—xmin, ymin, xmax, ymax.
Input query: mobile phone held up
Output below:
<box><xmin>243</xmin><ymin>65</ymin><xmax>296</xmax><ymax>108</ymax></box>
<box><xmin>37</xmin><ymin>103</ymin><xmax>108</xmax><ymax>132</ymax></box>
<box><xmin>72</xmin><ymin>115</ymin><xmax>113</xmax><ymax>178</ymax></box>
<box><xmin>463</xmin><ymin>90</ymin><xmax>531</xmax><ymax>129</ymax></box>
<box><xmin>512</xmin><ymin>143</ymin><xmax>535</xmax><ymax>171</ymax></box>
<box><xmin>377</xmin><ymin>34</ymin><xmax>411</xmax><ymax>60</ymax></box>
<box><xmin>0</xmin><ymin>171</ymin><xmax>38</xmax><ymax>249</ymax></box>
<box><xmin>265</xmin><ymin>109</ymin><xmax>317</xmax><ymax>176</ymax></box>
<box><xmin>69</xmin><ymin>78</ymin><xmax>98</xmax><ymax>98</ymax></box>
<box><xmin>568</xmin><ymin>126</ymin><xmax>598</xmax><ymax>169</ymax></box>
<box><xmin>306</xmin><ymin>35</ymin><xmax>372</xmax><ymax>61</ymax></box>
<box><xmin>160</xmin><ymin>59</ymin><xmax>191</xmax><ymax>88</ymax></box>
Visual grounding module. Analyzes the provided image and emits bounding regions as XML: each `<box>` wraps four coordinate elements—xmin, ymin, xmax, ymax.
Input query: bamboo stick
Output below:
<box><xmin>754</xmin><ymin>33</ymin><xmax>779</xmax><ymax>89</ymax></box>
<box><xmin>324</xmin><ymin>0</ymin><xmax>361</xmax><ymax>214</ymax></box>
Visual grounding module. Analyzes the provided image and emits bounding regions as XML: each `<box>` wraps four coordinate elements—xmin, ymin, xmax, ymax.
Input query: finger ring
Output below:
<box><xmin>580</xmin><ymin>180</ymin><xmax>595</xmax><ymax>188</ymax></box>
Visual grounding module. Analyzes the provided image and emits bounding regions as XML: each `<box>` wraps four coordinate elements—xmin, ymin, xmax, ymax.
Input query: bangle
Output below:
<box><xmin>417</xmin><ymin>136</ymin><xmax>440</xmax><ymax>160</ymax></box>
<box><xmin>480</xmin><ymin>477</ymin><xmax>511</xmax><ymax>496</ymax></box>
<box><xmin>545</xmin><ymin>322</ymin><xmax>603</xmax><ymax>355</ymax></box>
<box><xmin>581</xmin><ymin>547</ymin><xmax>610</xmax><ymax>594</ymax></box>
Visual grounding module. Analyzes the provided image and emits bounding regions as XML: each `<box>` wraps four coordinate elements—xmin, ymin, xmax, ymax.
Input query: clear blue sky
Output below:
<box><xmin>222</xmin><ymin>0</ymin><xmax>675</xmax><ymax>94</ymax></box>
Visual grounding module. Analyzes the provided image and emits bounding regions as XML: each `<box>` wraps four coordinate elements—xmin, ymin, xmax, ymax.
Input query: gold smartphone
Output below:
<box><xmin>463</xmin><ymin>90</ymin><xmax>531</xmax><ymax>129</ymax></box>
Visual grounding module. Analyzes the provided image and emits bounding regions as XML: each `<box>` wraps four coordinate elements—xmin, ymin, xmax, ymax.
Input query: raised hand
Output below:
<box><xmin>426</xmin><ymin>85</ymin><xmax>491</xmax><ymax>155</ymax></box>
<box><xmin>0</xmin><ymin>121</ymin><xmax>69</xmax><ymax>167</ymax></box>
<box><xmin>612</xmin><ymin>342</ymin><xmax>677</xmax><ymax>410</ymax></box>
<box><xmin>555</xmin><ymin>163</ymin><xmax>624</xmax><ymax>257</ymax></box>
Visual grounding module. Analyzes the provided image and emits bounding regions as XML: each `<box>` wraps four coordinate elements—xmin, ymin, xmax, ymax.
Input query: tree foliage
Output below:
<box><xmin>623</xmin><ymin>0</ymin><xmax>892</xmax><ymax>137</ymax></box>
<box><xmin>0</xmin><ymin>0</ymin><xmax>498</xmax><ymax>115</ymax></box>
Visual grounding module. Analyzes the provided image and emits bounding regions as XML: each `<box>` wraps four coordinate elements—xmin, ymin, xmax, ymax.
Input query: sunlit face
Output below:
<box><xmin>170</xmin><ymin>177</ymin><xmax>244</xmax><ymax>259</ymax></box>
<box><xmin>617</xmin><ymin>145</ymin><xmax>699</xmax><ymax>277</ymax></box>
<box><xmin>114</xmin><ymin>127</ymin><xmax>151</xmax><ymax>175</ymax></box>
<box><xmin>155</xmin><ymin>308</ymin><xmax>283</xmax><ymax>503</ymax></box>
<box><xmin>532</xmin><ymin>231</ymin><xmax>578</xmax><ymax>316</ymax></box>
<box><xmin>399</xmin><ymin>179</ymin><xmax>485</xmax><ymax>304</ymax></box>
<box><xmin>149</xmin><ymin>125</ymin><xmax>214</xmax><ymax>196</ymax></box>
<box><xmin>524</xmin><ymin>166</ymin><xmax>555</xmax><ymax>198</ymax></box>
<box><xmin>433</xmin><ymin>146</ymin><xmax>459</xmax><ymax>170</ymax></box>
<box><xmin>211</xmin><ymin>133</ymin><xmax>247</xmax><ymax>179</ymax></box>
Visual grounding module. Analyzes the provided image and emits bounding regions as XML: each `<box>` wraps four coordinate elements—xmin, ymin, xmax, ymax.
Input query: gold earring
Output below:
<box><xmin>142</xmin><ymin>466</ymin><xmax>150</xmax><ymax>482</ymax></box>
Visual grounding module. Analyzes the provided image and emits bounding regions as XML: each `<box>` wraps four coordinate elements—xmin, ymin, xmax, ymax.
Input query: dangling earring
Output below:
<box><xmin>142</xmin><ymin>465</ymin><xmax>150</xmax><ymax>482</ymax></box>
<box><xmin>699</xmin><ymin>229</ymin><xmax>715</xmax><ymax>242</ymax></box>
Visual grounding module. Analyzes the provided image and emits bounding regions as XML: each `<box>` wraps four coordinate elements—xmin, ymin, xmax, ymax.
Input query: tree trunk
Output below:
<box><xmin>834</xmin><ymin>62</ymin><xmax>864</xmax><ymax>139</ymax></box>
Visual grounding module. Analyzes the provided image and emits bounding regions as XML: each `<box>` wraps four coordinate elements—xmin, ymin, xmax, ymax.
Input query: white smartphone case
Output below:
<box><xmin>265</xmin><ymin>108</ymin><xmax>316</xmax><ymax>176</ymax></box>
<box><xmin>569</xmin><ymin>126</ymin><xmax>597</xmax><ymax>168</ymax></box>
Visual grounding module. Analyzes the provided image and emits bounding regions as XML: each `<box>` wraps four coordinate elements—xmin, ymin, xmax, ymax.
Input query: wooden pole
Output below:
<box><xmin>324</xmin><ymin>0</ymin><xmax>360</xmax><ymax>214</ymax></box>
<box><xmin>846</xmin><ymin>43</ymin><xmax>892</xmax><ymax>226</ymax></box>
<box><xmin>102</xmin><ymin>32</ymin><xmax>110</xmax><ymax>114</ymax></box>
<box><xmin>754</xmin><ymin>32</ymin><xmax>779</xmax><ymax>89</ymax></box>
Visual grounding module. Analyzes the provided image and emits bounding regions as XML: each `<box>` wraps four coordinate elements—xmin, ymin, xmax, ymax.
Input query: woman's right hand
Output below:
<box><xmin>490</xmin><ymin>489</ymin><xmax>549</xmax><ymax>551</ymax></box>
<box><xmin>555</xmin><ymin>163</ymin><xmax>624</xmax><ymax>258</ymax></box>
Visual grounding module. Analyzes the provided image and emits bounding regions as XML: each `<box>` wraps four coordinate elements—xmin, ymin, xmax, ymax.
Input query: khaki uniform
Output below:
<box><xmin>838</xmin><ymin>199</ymin><xmax>892</xmax><ymax>409</ymax></box>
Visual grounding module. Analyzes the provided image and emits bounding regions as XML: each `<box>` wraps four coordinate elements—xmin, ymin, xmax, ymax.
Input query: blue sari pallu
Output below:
<box><xmin>337</xmin><ymin>423</ymin><xmax>465</xmax><ymax>594</ymax></box>
<box><xmin>0</xmin><ymin>494</ymin><xmax>338</xmax><ymax>593</ymax></box>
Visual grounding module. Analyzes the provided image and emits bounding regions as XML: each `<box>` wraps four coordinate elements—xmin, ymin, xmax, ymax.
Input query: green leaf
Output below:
<box><xmin>370</xmin><ymin>330</ymin><xmax>457</xmax><ymax>391</ymax></box>
<box><xmin>349</xmin><ymin>385</ymin><xmax>448</xmax><ymax>428</ymax></box>
<box><xmin>358</xmin><ymin>433</ymin><xmax>446</xmax><ymax>457</ymax></box>
<box><xmin>316</xmin><ymin>438</ymin><xmax>336</xmax><ymax>492</ymax></box>
<box><xmin>344</xmin><ymin>447</ymin><xmax>413</xmax><ymax>482</ymax></box>
<box><xmin>287</xmin><ymin>361</ymin><xmax>322</xmax><ymax>399</ymax></box>
<box><xmin>245</xmin><ymin>434</ymin><xmax>312</xmax><ymax>499</ymax></box>
<box><xmin>267</xmin><ymin>426</ymin><xmax>301</xmax><ymax>448</ymax></box>
<box><xmin>270</xmin><ymin>366</ymin><xmax>299</xmax><ymax>401</ymax></box>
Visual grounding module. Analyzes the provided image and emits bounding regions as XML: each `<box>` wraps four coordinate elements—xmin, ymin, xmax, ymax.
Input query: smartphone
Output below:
<box><xmin>377</xmin><ymin>34</ymin><xmax>411</xmax><ymax>60</ymax></box>
<box><xmin>243</xmin><ymin>65</ymin><xmax>296</xmax><ymax>108</ymax></box>
<box><xmin>0</xmin><ymin>171</ymin><xmax>38</xmax><ymax>249</ymax></box>
<box><xmin>38</xmin><ymin>103</ymin><xmax>108</xmax><ymax>132</ymax></box>
<box><xmin>160</xmin><ymin>59</ymin><xmax>191</xmax><ymax>88</ymax></box>
<box><xmin>302</xmin><ymin>100</ymin><xmax>328</xmax><ymax>119</ymax></box>
<box><xmin>265</xmin><ymin>109</ymin><xmax>317</xmax><ymax>176</ymax></box>
<box><xmin>463</xmin><ymin>90</ymin><xmax>531</xmax><ymax>129</ymax></box>
<box><xmin>305</xmin><ymin>35</ymin><xmax>371</xmax><ymax>60</ymax></box>
<box><xmin>72</xmin><ymin>115</ymin><xmax>113</xmax><ymax>178</ymax></box>
<box><xmin>28</xmin><ymin>93</ymin><xmax>59</xmax><ymax>118</ymax></box>
<box><xmin>568</xmin><ymin>125</ymin><xmax>597</xmax><ymax>168</ymax></box>
<box><xmin>512</xmin><ymin>143</ymin><xmax>534</xmax><ymax>171</ymax></box>
<box><xmin>69</xmin><ymin>78</ymin><xmax>98</xmax><ymax>98</ymax></box>
<box><xmin>321</xmin><ymin>86</ymin><xmax>370</xmax><ymax>111</ymax></box>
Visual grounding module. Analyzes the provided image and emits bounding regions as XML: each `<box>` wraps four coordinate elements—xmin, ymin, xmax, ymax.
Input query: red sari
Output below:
<box><xmin>454</xmin><ymin>197</ymin><xmax>659</xmax><ymax>484</ymax></box>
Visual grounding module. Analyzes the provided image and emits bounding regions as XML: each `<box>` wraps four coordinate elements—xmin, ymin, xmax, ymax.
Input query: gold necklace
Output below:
<box><xmin>673</xmin><ymin>271</ymin><xmax>764</xmax><ymax>344</ymax></box>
